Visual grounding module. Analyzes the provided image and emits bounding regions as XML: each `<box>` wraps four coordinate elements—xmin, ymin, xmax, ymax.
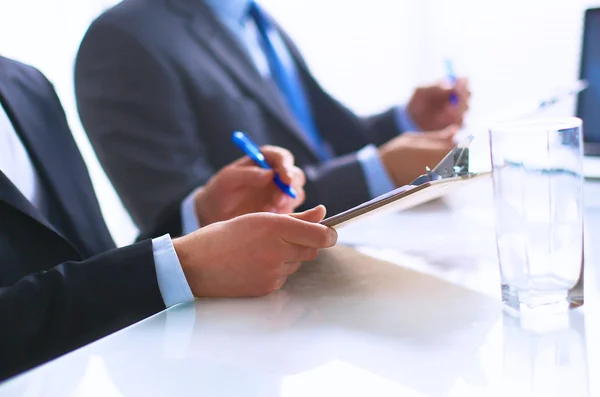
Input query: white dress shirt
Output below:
<box><xmin>0</xmin><ymin>99</ymin><xmax>43</xmax><ymax>207</ymax></box>
<box><xmin>0</xmin><ymin>99</ymin><xmax>193</xmax><ymax>308</ymax></box>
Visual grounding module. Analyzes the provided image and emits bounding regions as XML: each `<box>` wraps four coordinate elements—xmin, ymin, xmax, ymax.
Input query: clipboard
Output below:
<box><xmin>320</xmin><ymin>172</ymin><xmax>491</xmax><ymax>229</ymax></box>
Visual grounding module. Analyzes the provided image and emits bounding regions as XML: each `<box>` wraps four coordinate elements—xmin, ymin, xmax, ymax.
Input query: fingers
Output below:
<box><xmin>270</xmin><ymin>263</ymin><xmax>301</xmax><ymax>292</ymax></box>
<box><xmin>231</xmin><ymin>145</ymin><xmax>297</xmax><ymax>184</ymax></box>
<box><xmin>272</xmin><ymin>258</ymin><xmax>309</xmax><ymax>293</ymax></box>
<box><xmin>271</xmin><ymin>167</ymin><xmax>306</xmax><ymax>210</ymax></box>
<box><xmin>289</xmin><ymin>166</ymin><xmax>306</xmax><ymax>188</ymax></box>
<box><xmin>272</xmin><ymin>192</ymin><xmax>290</xmax><ymax>210</ymax></box>
<box><xmin>441</xmin><ymin>124</ymin><xmax>460</xmax><ymax>139</ymax></box>
<box><xmin>221</xmin><ymin>166</ymin><xmax>274</xmax><ymax>188</ymax></box>
<box><xmin>455</xmin><ymin>78</ymin><xmax>471</xmax><ymax>98</ymax></box>
<box><xmin>284</xmin><ymin>246</ymin><xmax>319</xmax><ymax>264</ymax></box>
<box><xmin>272</xmin><ymin>277</ymin><xmax>287</xmax><ymax>292</ymax></box>
<box><xmin>291</xmin><ymin>186</ymin><xmax>306</xmax><ymax>210</ymax></box>
<box><xmin>283</xmin><ymin>261</ymin><xmax>303</xmax><ymax>275</ymax></box>
<box><xmin>440</xmin><ymin>77</ymin><xmax>470</xmax><ymax>110</ymax></box>
<box><xmin>444</xmin><ymin>103</ymin><xmax>467</xmax><ymax>126</ymax></box>
<box><xmin>258</xmin><ymin>145</ymin><xmax>296</xmax><ymax>184</ymax></box>
<box><xmin>452</xmin><ymin>78</ymin><xmax>470</xmax><ymax>118</ymax></box>
<box><xmin>280</xmin><ymin>210</ymin><xmax>338</xmax><ymax>249</ymax></box>
<box><xmin>288</xmin><ymin>167</ymin><xmax>307</xmax><ymax>208</ymax></box>
<box><xmin>289</xmin><ymin>205</ymin><xmax>327</xmax><ymax>223</ymax></box>
<box><xmin>260</xmin><ymin>145</ymin><xmax>294</xmax><ymax>167</ymax></box>
<box><xmin>425</xmin><ymin>78</ymin><xmax>470</xmax><ymax>101</ymax></box>
<box><xmin>270</xmin><ymin>262</ymin><xmax>304</xmax><ymax>294</ymax></box>
<box><xmin>426</xmin><ymin>125</ymin><xmax>459</xmax><ymax>142</ymax></box>
<box><xmin>431</xmin><ymin>136</ymin><xmax>458</xmax><ymax>152</ymax></box>
<box><xmin>440</xmin><ymin>77</ymin><xmax>468</xmax><ymax>94</ymax></box>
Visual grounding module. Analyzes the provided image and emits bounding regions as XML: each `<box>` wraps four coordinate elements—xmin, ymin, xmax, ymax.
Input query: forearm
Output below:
<box><xmin>361</xmin><ymin>107</ymin><xmax>406</xmax><ymax>146</ymax></box>
<box><xmin>0</xmin><ymin>241</ymin><xmax>164</xmax><ymax>380</ymax></box>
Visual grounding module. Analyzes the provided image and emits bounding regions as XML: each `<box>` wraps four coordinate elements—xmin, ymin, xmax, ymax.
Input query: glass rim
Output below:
<box><xmin>489</xmin><ymin>117</ymin><xmax>582</xmax><ymax>134</ymax></box>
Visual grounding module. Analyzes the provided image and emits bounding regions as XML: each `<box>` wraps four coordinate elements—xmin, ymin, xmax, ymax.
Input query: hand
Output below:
<box><xmin>379</xmin><ymin>126</ymin><xmax>458</xmax><ymax>187</ymax></box>
<box><xmin>173</xmin><ymin>206</ymin><xmax>337</xmax><ymax>298</ymax></box>
<box><xmin>194</xmin><ymin>146</ymin><xmax>306</xmax><ymax>226</ymax></box>
<box><xmin>406</xmin><ymin>78</ymin><xmax>471</xmax><ymax>131</ymax></box>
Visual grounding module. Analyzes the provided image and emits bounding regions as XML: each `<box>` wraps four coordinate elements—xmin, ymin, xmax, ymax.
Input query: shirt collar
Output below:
<box><xmin>203</xmin><ymin>0</ymin><xmax>253</xmax><ymax>25</ymax></box>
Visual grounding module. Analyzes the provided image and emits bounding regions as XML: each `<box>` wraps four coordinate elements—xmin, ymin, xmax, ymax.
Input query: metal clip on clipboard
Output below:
<box><xmin>321</xmin><ymin>135</ymin><xmax>482</xmax><ymax>229</ymax></box>
<box><xmin>410</xmin><ymin>135</ymin><xmax>474</xmax><ymax>186</ymax></box>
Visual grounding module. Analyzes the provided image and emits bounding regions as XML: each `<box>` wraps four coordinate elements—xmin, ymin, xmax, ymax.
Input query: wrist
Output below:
<box><xmin>405</xmin><ymin>102</ymin><xmax>420</xmax><ymax>130</ymax></box>
<box><xmin>378</xmin><ymin>145</ymin><xmax>399</xmax><ymax>187</ymax></box>
<box><xmin>172</xmin><ymin>236</ymin><xmax>196</xmax><ymax>296</ymax></box>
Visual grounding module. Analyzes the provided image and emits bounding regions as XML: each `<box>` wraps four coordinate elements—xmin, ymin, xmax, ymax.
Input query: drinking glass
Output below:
<box><xmin>489</xmin><ymin>117</ymin><xmax>584</xmax><ymax>313</ymax></box>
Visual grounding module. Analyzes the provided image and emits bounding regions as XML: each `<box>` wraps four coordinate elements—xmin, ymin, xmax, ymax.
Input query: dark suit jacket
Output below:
<box><xmin>0</xmin><ymin>57</ymin><xmax>179</xmax><ymax>381</ymax></box>
<box><xmin>75</xmin><ymin>0</ymin><xmax>403</xmax><ymax>234</ymax></box>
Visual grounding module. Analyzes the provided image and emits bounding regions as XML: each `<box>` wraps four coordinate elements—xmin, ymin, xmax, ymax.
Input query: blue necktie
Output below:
<box><xmin>248</xmin><ymin>3</ymin><xmax>331</xmax><ymax>161</ymax></box>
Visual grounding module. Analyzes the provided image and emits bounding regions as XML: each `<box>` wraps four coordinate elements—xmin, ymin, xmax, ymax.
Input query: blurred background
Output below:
<box><xmin>0</xmin><ymin>0</ymin><xmax>596</xmax><ymax>245</ymax></box>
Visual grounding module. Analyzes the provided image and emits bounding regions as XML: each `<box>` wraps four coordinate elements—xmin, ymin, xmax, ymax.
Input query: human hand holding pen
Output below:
<box><xmin>193</xmin><ymin>145</ymin><xmax>306</xmax><ymax>226</ymax></box>
<box><xmin>446</xmin><ymin>59</ymin><xmax>459</xmax><ymax>106</ymax></box>
<box><xmin>406</xmin><ymin>76</ymin><xmax>471</xmax><ymax>131</ymax></box>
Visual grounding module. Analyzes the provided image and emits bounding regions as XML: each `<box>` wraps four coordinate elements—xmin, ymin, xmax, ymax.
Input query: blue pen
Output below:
<box><xmin>445</xmin><ymin>59</ymin><xmax>459</xmax><ymax>106</ymax></box>
<box><xmin>231</xmin><ymin>131</ymin><xmax>297</xmax><ymax>199</ymax></box>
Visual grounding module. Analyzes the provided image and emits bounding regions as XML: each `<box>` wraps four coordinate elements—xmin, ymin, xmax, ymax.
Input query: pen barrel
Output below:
<box><xmin>449</xmin><ymin>92</ymin><xmax>459</xmax><ymax>106</ymax></box>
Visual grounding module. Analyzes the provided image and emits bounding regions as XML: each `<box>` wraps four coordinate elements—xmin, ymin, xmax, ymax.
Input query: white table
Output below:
<box><xmin>2</xmin><ymin>178</ymin><xmax>599</xmax><ymax>397</ymax></box>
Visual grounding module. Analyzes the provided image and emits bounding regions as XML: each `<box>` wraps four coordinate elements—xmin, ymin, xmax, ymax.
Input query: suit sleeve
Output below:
<box><xmin>138</xmin><ymin>199</ymin><xmax>185</xmax><ymax>241</ymax></box>
<box><xmin>295</xmin><ymin>152</ymin><xmax>371</xmax><ymax>216</ymax></box>
<box><xmin>75</xmin><ymin>21</ymin><xmax>215</xmax><ymax>235</ymax></box>
<box><xmin>0</xmin><ymin>240</ymin><xmax>165</xmax><ymax>381</ymax></box>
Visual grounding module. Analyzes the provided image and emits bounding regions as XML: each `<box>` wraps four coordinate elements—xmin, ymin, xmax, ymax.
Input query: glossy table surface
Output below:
<box><xmin>2</xmin><ymin>176</ymin><xmax>600</xmax><ymax>397</ymax></box>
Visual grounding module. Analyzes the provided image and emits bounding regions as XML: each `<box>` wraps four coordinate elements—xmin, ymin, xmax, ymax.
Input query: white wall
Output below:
<box><xmin>0</xmin><ymin>0</ymin><xmax>135</xmax><ymax>245</ymax></box>
<box><xmin>421</xmin><ymin>0</ymin><xmax>599</xmax><ymax>123</ymax></box>
<box><xmin>264</xmin><ymin>0</ymin><xmax>600</xmax><ymax>122</ymax></box>
<box><xmin>1</xmin><ymin>0</ymin><xmax>596</xmax><ymax>245</ymax></box>
<box><xmin>261</xmin><ymin>0</ymin><xmax>427</xmax><ymax>115</ymax></box>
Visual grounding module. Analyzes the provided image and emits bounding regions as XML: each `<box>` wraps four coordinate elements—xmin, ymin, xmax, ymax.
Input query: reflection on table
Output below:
<box><xmin>2</xmin><ymin>179</ymin><xmax>599</xmax><ymax>397</ymax></box>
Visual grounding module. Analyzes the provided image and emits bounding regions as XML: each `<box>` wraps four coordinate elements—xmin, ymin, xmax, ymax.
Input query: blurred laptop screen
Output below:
<box><xmin>578</xmin><ymin>8</ymin><xmax>600</xmax><ymax>144</ymax></box>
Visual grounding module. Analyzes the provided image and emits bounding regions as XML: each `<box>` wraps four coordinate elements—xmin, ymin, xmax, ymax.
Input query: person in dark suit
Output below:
<box><xmin>0</xmin><ymin>56</ymin><xmax>337</xmax><ymax>381</ymax></box>
<box><xmin>74</xmin><ymin>0</ymin><xmax>471</xmax><ymax>236</ymax></box>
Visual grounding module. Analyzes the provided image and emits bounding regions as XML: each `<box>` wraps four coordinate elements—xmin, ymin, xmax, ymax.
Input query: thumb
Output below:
<box><xmin>289</xmin><ymin>205</ymin><xmax>327</xmax><ymax>223</ymax></box>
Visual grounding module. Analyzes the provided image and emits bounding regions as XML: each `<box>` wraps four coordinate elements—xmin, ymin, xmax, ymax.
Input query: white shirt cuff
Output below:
<box><xmin>152</xmin><ymin>234</ymin><xmax>194</xmax><ymax>307</ymax></box>
<box><xmin>181</xmin><ymin>189</ymin><xmax>201</xmax><ymax>235</ymax></box>
<box><xmin>395</xmin><ymin>105</ymin><xmax>420</xmax><ymax>133</ymax></box>
<box><xmin>357</xmin><ymin>144</ymin><xmax>396</xmax><ymax>198</ymax></box>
